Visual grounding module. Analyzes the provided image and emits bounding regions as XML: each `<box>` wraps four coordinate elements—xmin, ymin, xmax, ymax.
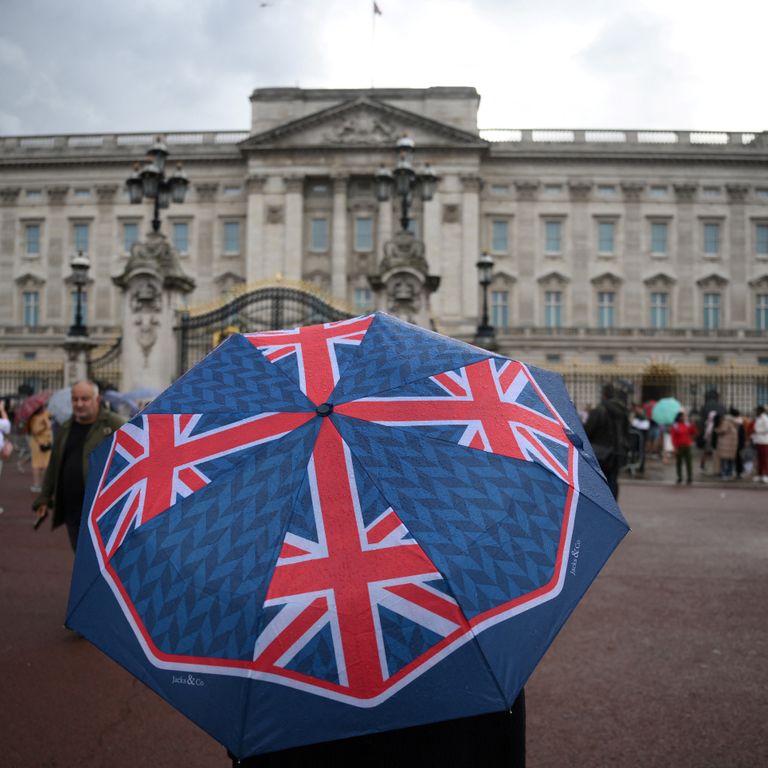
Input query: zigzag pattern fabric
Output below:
<box><xmin>67</xmin><ymin>311</ymin><xmax>628</xmax><ymax>758</ymax></box>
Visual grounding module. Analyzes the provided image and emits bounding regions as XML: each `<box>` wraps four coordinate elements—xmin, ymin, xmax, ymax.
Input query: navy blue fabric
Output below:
<box><xmin>331</xmin><ymin>313</ymin><xmax>495</xmax><ymax>403</ymax></box>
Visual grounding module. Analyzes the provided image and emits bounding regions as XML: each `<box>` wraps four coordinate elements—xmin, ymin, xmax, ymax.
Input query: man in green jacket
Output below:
<box><xmin>33</xmin><ymin>380</ymin><xmax>125</xmax><ymax>551</ymax></box>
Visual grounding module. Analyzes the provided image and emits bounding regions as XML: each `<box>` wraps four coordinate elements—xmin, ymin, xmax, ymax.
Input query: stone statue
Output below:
<box><xmin>368</xmin><ymin>230</ymin><xmax>440</xmax><ymax>328</ymax></box>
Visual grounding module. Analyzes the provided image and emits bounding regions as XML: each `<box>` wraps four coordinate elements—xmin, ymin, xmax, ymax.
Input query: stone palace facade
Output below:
<box><xmin>1</xmin><ymin>86</ymin><xmax>767</xmax><ymax>377</ymax></box>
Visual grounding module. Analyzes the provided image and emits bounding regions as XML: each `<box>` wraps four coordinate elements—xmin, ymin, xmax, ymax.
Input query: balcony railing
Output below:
<box><xmin>479</xmin><ymin>129</ymin><xmax>759</xmax><ymax>147</ymax></box>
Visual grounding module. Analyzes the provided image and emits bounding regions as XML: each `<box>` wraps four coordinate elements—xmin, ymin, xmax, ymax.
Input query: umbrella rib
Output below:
<box><xmin>326</xmin><ymin>418</ymin><xmax>511</xmax><ymax>710</ymax></box>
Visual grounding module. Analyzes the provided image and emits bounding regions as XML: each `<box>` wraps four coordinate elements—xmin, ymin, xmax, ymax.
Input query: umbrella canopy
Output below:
<box><xmin>14</xmin><ymin>390</ymin><xmax>51</xmax><ymax>424</ymax></box>
<box><xmin>652</xmin><ymin>397</ymin><xmax>683</xmax><ymax>426</ymax></box>
<box><xmin>47</xmin><ymin>387</ymin><xmax>72</xmax><ymax>425</ymax></box>
<box><xmin>123</xmin><ymin>386</ymin><xmax>162</xmax><ymax>404</ymax></box>
<box><xmin>67</xmin><ymin>313</ymin><xmax>628</xmax><ymax>759</ymax></box>
<box><xmin>103</xmin><ymin>390</ymin><xmax>141</xmax><ymax>417</ymax></box>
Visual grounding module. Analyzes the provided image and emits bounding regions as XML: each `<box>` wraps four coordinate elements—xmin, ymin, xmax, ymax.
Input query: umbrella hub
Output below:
<box><xmin>316</xmin><ymin>402</ymin><xmax>334</xmax><ymax>417</ymax></box>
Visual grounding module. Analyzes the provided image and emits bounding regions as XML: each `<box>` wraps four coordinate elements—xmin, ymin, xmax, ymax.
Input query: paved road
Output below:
<box><xmin>1</xmin><ymin>461</ymin><xmax>766</xmax><ymax>767</ymax></box>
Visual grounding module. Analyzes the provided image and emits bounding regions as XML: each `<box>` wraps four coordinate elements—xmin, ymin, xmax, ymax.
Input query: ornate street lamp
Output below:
<box><xmin>375</xmin><ymin>136</ymin><xmax>437</xmax><ymax>232</ymax></box>
<box><xmin>475</xmin><ymin>251</ymin><xmax>496</xmax><ymax>348</ymax></box>
<box><xmin>68</xmin><ymin>250</ymin><xmax>91</xmax><ymax>337</ymax></box>
<box><xmin>126</xmin><ymin>136</ymin><xmax>189</xmax><ymax>232</ymax></box>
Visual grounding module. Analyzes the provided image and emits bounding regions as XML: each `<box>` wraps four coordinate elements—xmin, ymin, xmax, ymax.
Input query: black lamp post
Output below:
<box><xmin>375</xmin><ymin>136</ymin><xmax>437</xmax><ymax>232</ymax></box>
<box><xmin>126</xmin><ymin>136</ymin><xmax>189</xmax><ymax>232</ymax></box>
<box><xmin>68</xmin><ymin>250</ymin><xmax>90</xmax><ymax>337</ymax></box>
<box><xmin>475</xmin><ymin>251</ymin><xmax>496</xmax><ymax>348</ymax></box>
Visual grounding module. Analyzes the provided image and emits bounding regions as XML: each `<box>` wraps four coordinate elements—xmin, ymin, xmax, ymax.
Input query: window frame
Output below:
<box><xmin>490</xmin><ymin>219</ymin><xmax>509</xmax><ymax>255</ymax></box>
<box><xmin>703</xmin><ymin>292</ymin><xmax>721</xmax><ymax>330</ymax></box>
<box><xmin>491</xmin><ymin>289</ymin><xmax>510</xmax><ymax>329</ymax></box>
<box><xmin>72</xmin><ymin>221</ymin><xmax>90</xmax><ymax>253</ymax></box>
<box><xmin>309</xmin><ymin>216</ymin><xmax>330</xmax><ymax>253</ymax></box>
<box><xmin>544</xmin><ymin>290</ymin><xmax>562</xmax><ymax>329</ymax></box>
<box><xmin>597</xmin><ymin>290</ymin><xmax>616</xmax><ymax>329</ymax></box>
<box><xmin>543</xmin><ymin>219</ymin><xmax>563</xmax><ymax>255</ymax></box>
<box><xmin>22</xmin><ymin>290</ymin><xmax>40</xmax><ymax>327</ymax></box>
<box><xmin>222</xmin><ymin>220</ymin><xmax>242</xmax><ymax>255</ymax></box>
<box><xmin>596</xmin><ymin>219</ymin><xmax>617</xmax><ymax>256</ymax></box>
<box><xmin>354</xmin><ymin>216</ymin><xmax>374</xmax><ymax>253</ymax></box>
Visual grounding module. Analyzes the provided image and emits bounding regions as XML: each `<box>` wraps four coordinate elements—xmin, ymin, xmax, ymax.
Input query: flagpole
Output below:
<box><xmin>371</xmin><ymin>3</ymin><xmax>376</xmax><ymax>88</ymax></box>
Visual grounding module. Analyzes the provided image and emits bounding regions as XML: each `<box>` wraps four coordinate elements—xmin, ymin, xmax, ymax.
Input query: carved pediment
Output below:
<box><xmin>214</xmin><ymin>271</ymin><xmax>245</xmax><ymax>292</ymax></box>
<box><xmin>15</xmin><ymin>271</ymin><xmax>46</xmax><ymax>287</ymax></box>
<box><xmin>748</xmin><ymin>274</ymin><xmax>768</xmax><ymax>289</ymax></box>
<box><xmin>240</xmin><ymin>98</ymin><xmax>486</xmax><ymax>150</ymax></box>
<box><xmin>492</xmin><ymin>270</ymin><xmax>517</xmax><ymax>286</ymax></box>
<box><xmin>537</xmin><ymin>270</ymin><xmax>570</xmax><ymax>286</ymax></box>
<box><xmin>643</xmin><ymin>271</ymin><xmax>677</xmax><ymax>287</ymax></box>
<box><xmin>696</xmin><ymin>272</ymin><xmax>729</xmax><ymax>288</ymax></box>
<box><xmin>590</xmin><ymin>271</ymin><xmax>623</xmax><ymax>287</ymax></box>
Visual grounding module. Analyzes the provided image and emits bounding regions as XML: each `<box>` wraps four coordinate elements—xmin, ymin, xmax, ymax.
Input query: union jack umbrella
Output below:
<box><xmin>67</xmin><ymin>312</ymin><xmax>628</xmax><ymax>759</ymax></box>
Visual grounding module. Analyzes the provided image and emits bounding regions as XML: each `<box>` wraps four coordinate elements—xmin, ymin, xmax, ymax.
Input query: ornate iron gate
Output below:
<box><xmin>88</xmin><ymin>338</ymin><xmax>122</xmax><ymax>391</ymax></box>
<box><xmin>177</xmin><ymin>285</ymin><xmax>355</xmax><ymax>375</ymax></box>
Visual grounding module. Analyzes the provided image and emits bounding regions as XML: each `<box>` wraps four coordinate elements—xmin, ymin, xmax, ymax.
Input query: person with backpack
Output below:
<box><xmin>585</xmin><ymin>383</ymin><xmax>630</xmax><ymax>499</ymax></box>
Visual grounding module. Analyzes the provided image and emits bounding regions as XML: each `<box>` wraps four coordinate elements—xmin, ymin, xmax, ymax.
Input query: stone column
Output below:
<box><xmin>621</xmin><ymin>182</ymin><xmax>645</xmax><ymax>326</ymax></box>
<box><xmin>0</xmin><ymin>187</ymin><xmax>20</xmax><ymax>323</ymax></box>
<box><xmin>461</xmin><ymin>176</ymin><xmax>482</xmax><ymax>322</ymax></box>
<box><xmin>194</xmin><ymin>183</ymin><xmax>218</xmax><ymax>302</ymax></box>
<box><xmin>94</xmin><ymin>185</ymin><xmax>118</xmax><ymax>323</ymax></box>
<box><xmin>245</xmin><ymin>175</ymin><xmax>266</xmax><ymax>283</ymax></box>
<box><xmin>726</xmin><ymin>184</ymin><xmax>749</xmax><ymax>327</ymax></box>
<box><xmin>45</xmin><ymin>186</ymin><xmax>70</xmax><ymax>323</ymax></box>
<box><xmin>331</xmin><ymin>175</ymin><xmax>349</xmax><ymax>300</ymax></box>
<box><xmin>283</xmin><ymin>177</ymin><xmax>304</xmax><ymax>281</ymax></box>
<box><xmin>568</xmin><ymin>180</ymin><xmax>593</xmax><ymax>326</ymax></box>
<box><xmin>674</xmin><ymin>183</ymin><xmax>698</xmax><ymax>326</ymax></box>
<box><xmin>513</xmin><ymin>180</ymin><xmax>539</xmax><ymax>325</ymax></box>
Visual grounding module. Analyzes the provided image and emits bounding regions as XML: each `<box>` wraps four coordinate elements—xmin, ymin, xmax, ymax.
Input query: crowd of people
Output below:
<box><xmin>581</xmin><ymin>384</ymin><xmax>768</xmax><ymax>495</ymax></box>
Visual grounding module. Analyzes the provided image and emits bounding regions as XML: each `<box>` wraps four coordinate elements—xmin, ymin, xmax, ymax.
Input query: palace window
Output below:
<box><xmin>25</xmin><ymin>223</ymin><xmax>41</xmax><ymax>256</ymax></box>
<box><xmin>703</xmin><ymin>222</ymin><xmax>720</xmax><ymax>256</ymax></box>
<box><xmin>310</xmin><ymin>217</ymin><xmax>329</xmax><ymax>252</ymax></box>
<box><xmin>597</xmin><ymin>291</ymin><xmax>615</xmax><ymax>329</ymax></box>
<box><xmin>491</xmin><ymin>290</ymin><xmax>509</xmax><ymax>329</ymax></box>
<box><xmin>173</xmin><ymin>222</ymin><xmax>189</xmax><ymax>254</ymax></box>
<box><xmin>354</xmin><ymin>216</ymin><xmax>373</xmax><ymax>252</ymax></box>
<box><xmin>703</xmin><ymin>293</ymin><xmax>721</xmax><ymax>329</ymax></box>
<box><xmin>23</xmin><ymin>291</ymin><xmax>39</xmax><ymax>327</ymax></box>
<box><xmin>650</xmin><ymin>222</ymin><xmax>668</xmax><ymax>256</ymax></box>
<box><xmin>650</xmin><ymin>292</ymin><xmax>669</xmax><ymax>329</ymax></box>
<box><xmin>123</xmin><ymin>222</ymin><xmax>139</xmax><ymax>252</ymax></box>
<box><xmin>223</xmin><ymin>221</ymin><xmax>241</xmax><ymax>254</ymax></box>
<box><xmin>756</xmin><ymin>294</ymin><xmax>768</xmax><ymax>331</ymax></box>
<box><xmin>597</xmin><ymin>221</ymin><xmax>615</xmax><ymax>255</ymax></box>
<box><xmin>491</xmin><ymin>220</ymin><xmax>508</xmax><ymax>253</ymax></box>
<box><xmin>73</xmin><ymin>222</ymin><xmax>89</xmax><ymax>253</ymax></box>
<box><xmin>544</xmin><ymin>220</ymin><xmax>562</xmax><ymax>254</ymax></box>
<box><xmin>756</xmin><ymin>223</ymin><xmax>768</xmax><ymax>257</ymax></box>
<box><xmin>353</xmin><ymin>287</ymin><xmax>373</xmax><ymax>312</ymax></box>
<box><xmin>544</xmin><ymin>290</ymin><xmax>562</xmax><ymax>329</ymax></box>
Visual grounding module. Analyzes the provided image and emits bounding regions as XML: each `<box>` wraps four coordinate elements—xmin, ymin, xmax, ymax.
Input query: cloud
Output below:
<box><xmin>0</xmin><ymin>0</ymin><xmax>765</xmax><ymax>134</ymax></box>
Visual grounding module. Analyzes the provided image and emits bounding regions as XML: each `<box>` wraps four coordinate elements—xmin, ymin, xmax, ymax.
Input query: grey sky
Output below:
<box><xmin>0</xmin><ymin>0</ymin><xmax>764</xmax><ymax>136</ymax></box>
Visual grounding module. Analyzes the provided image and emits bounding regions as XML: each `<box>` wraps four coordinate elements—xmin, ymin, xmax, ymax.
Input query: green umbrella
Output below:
<box><xmin>652</xmin><ymin>397</ymin><xmax>682</xmax><ymax>425</ymax></box>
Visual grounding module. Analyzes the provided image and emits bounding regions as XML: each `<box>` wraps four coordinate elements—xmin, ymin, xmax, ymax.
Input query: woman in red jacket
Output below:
<box><xmin>670</xmin><ymin>411</ymin><xmax>698</xmax><ymax>484</ymax></box>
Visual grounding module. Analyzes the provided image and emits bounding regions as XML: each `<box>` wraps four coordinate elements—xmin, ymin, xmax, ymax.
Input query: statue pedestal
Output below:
<box><xmin>113</xmin><ymin>232</ymin><xmax>195</xmax><ymax>392</ymax></box>
<box><xmin>63</xmin><ymin>337</ymin><xmax>99</xmax><ymax>386</ymax></box>
<box><xmin>368</xmin><ymin>231</ymin><xmax>440</xmax><ymax>328</ymax></box>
